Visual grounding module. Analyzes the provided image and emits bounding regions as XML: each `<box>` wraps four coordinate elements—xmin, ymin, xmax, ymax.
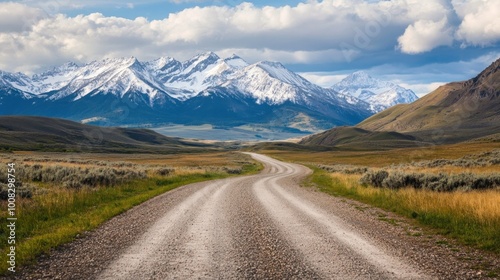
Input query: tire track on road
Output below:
<box><xmin>248</xmin><ymin>153</ymin><xmax>430</xmax><ymax>279</ymax></box>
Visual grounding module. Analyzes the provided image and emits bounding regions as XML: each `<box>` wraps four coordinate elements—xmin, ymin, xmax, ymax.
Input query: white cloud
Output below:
<box><xmin>2</xmin><ymin>1</ymin><xmax>409</xmax><ymax>72</ymax></box>
<box><xmin>216</xmin><ymin>48</ymin><xmax>361</xmax><ymax>65</ymax></box>
<box><xmin>14</xmin><ymin>0</ymin><xmax>84</xmax><ymax>13</ymax></box>
<box><xmin>0</xmin><ymin>2</ymin><xmax>45</xmax><ymax>33</ymax></box>
<box><xmin>397</xmin><ymin>18</ymin><xmax>454</xmax><ymax>54</ymax></box>
<box><xmin>0</xmin><ymin>1</ymin><xmax>498</xmax><ymax>73</ymax></box>
<box><xmin>454</xmin><ymin>0</ymin><xmax>500</xmax><ymax>46</ymax></box>
<box><xmin>398</xmin><ymin>82</ymin><xmax>446</xmax><ymax>97</ymax></box>
<box><xmin>297</xmin><ymin>72</ymin><xmax>348</xmax><ymax>87</ymax></box>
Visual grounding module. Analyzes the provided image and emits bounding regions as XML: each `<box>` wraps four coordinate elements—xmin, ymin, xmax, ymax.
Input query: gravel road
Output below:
<box><xmin>9</xmin><ymin>153</ymin><xmax>499</xmax><ymax>279</ymax></box>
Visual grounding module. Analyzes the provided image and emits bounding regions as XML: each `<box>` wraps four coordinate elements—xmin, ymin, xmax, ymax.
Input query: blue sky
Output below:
<box><xmin>0</xmin><ymin>0</ymin><xmax>499</xmax><ymax>96</ymax></box>
<box><xmin>60</xmin><ymin>1</ymin><xmax>307</xmax><ymax>19</ymax></box>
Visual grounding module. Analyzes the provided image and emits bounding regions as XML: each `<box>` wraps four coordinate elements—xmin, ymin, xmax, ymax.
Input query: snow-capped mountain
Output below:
<box><xmin>0</xmin><ymin>53</ymin><xmax>374</xmax><ymax>131</ymax></box>
<box><xmin>40</xmin><ymin>57</ymin><xmax>180</xmax><ymax>107</ymax></box>
<box><xmin>227</xmin><ymin>61</ymin><xmax>359</xmax><ymax>107</ymax></box>
<box><xmin>159</xmin><ymin>52</ymin><xmax>245</xmax><ymax>98</ymax></box>
<box><xmin>31</xmin><ymin>62</ymin><xmax>81</xmax><ymax>94</ymax></box>
<box><xmin>331</xmin><ymin>71</ymin><xmax>418</xmax><ymax>112</ymax></box>
<box><xmin>0</xmin><ymin>70</ymin><xmax>37</xmax><ymax>96</ymax></box>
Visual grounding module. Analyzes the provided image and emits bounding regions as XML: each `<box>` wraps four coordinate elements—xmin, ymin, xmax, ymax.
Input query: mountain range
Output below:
<box><xmin>301</xmin><ymin>58</ymin><xmax>500</xmax><ymax>148</ymax></box>
<box><xmin>0</xmin><ymin>53</ymin><xmax>416</xmax><ymax>133</ymax></box>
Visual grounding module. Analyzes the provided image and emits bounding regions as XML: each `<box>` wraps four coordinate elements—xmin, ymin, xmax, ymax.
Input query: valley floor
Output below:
<box><xmin>151</xmin><ymin>124</ymin><xmax>311</xmax><ymax>141</ymax></box>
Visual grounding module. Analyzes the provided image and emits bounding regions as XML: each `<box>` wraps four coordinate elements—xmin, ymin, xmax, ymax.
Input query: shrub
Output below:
<box><xmin>361</xmin><ymin>171</ymin><xmax>500</xmax><ymax>192</ymax></box>
<box><xmin>11</xmin><ymin>164</ymin><xmax>146</xmax><ymax>189</ymax></box>
<box><xmin>393</xmin><ymin>149</ymin><xmax>500</xmax><ymax>169</ymax></box>
<box><xmin>0</xmin><ymin>182</ymin><xmax>34</xmax><ymax>200</ymax></box>
<box><xmin>155</xmin><ymin>167</ymin><xmax>175</xmax><ymax>176</ymax></box>
<box><xmin>317</xmin><ymin>164</ymin><xmax>368</xmax><ymax>175</ymax></box>
<box><xmin>223</xmin><ymin>167</ymin><xmax>242</xmax><ymax>174</ymax></box>
<box><xmin>360</xmin><ymin>170</ymin><xmax>389</xmax><ymax>188</ymax></box>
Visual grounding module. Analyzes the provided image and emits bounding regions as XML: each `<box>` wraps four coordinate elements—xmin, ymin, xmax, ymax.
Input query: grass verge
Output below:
<box><xmin>0</xmin><ymin>162</ymin><xmax>261</xmax><ymax>274</ymax></box>
<box><xmin>309</xmin><ymin>167</ymin><xmax>500</xmax><ymax>254</ymax></box>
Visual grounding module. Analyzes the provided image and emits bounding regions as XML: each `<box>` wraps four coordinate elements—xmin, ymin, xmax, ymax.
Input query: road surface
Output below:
<box><xmin>12</xmin><ymin>153</ymin><xmax>496</xmax><ymax>279</ymax></box>
<box><xmin>98</xmin><ymin>153</ymin><xmax>426</xmax><ymax>279</ymax></box>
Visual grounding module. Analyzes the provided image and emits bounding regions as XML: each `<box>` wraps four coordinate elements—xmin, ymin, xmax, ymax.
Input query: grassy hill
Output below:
<box><xmin>358</xmin><ymin>58</ymin><xmax>500</xmax><ymax>142</ymax></box>
<box><xmin>0</xmin><ymin>116</ymin><xmax>215</xmax><ymax>153</ymax></box>
<box><xmin>300</xmin><ymin>58</ymin><xmax>500</xmax><ymax>148</ymax></box>
<box><xmin>299</xmin><ymin>126</ymin><xmax>428</xmax><ymax>150</ymax></box>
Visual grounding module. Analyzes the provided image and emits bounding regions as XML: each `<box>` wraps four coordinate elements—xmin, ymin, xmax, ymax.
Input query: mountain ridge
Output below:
<box><xmin>0</xmin><ymin>53</ymin><xmax>415</xmax><ymax>134</ymax></box>
<box><xmin>358</xmin><ymin>58</ymin><xmax>500</xmax><ymax>138</ymax></box>
<box><xmin>301</xmin><ymin>58</ymin><xmax>500</xmax><ymax>147</ymax></box>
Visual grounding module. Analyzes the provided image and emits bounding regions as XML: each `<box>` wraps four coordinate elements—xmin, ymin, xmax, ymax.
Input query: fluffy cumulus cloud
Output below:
<box><xmin>0</xmin><ymin>2</ymin><xmax>45</xmax><ymax>33</ymax></box>
<box><xmin>454</xmin><ymin>0</ymin><xmax>500</xmax><ymax>46</ymax></box>
<box><xmin>0</xmin><ymin>0</ymin><xmax>499</xmax><ymax>73</ymax></box>
<box><xmin>397</xmin><ymin>18</ymin><xmax>454</xmax><ymax>54</ymax></box>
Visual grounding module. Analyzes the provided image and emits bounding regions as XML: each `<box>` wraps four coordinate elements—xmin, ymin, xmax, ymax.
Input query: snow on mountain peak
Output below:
<box><xmin>33</xmin><ymin>61</ymin><xmax>80</xmax><ymax>81</ymax></box>
<box><xmin>224</xmin><ymin>54</ymin><xmax>248</xmax><ymax>69</ymax></box>
<box><xmin>225</xmin><ymin>60</ymin><xmax>356</xmax><ymax>107</ymax></box>
<box><xmin>103</xmin><ymin>56</ymin><xmax>141</xmax><ymax>68</ymax></box>
<box><xmin>0</xmin><ymin>70</ymin><xmax>36</xmax><ymax>95</ymax></box>
<box><xmin>0</xmin><ymin>52</ymin><xmax>377</xmax><ymax>129</ymax></box>
<box><xmin>184</xmin><ymin>52</ymin><xmax>220</xmax><ymax>69</ymax></box>
<box><xmin>0</xmin><ymin>52</ymin><xmax>375</xmax><ymax>112</ymax></box>
<box><xmin>144</xmin><ymin>56</ymin><xmax>177</xmax><ymax>71</ymax></box>
<box><xmin>164</xmin><ymin>52</ymin><xmax>250</xmax><ymax>95</ymax></box>
<box><xmin>336</xmin><ymin>71</ymin><xmax>388</xmax><ymax>90</ymax></box>
<box><xmin>35</xmin><ymin>56</ymin><xmax>177</xmax><ymax>105</ymax></box>
<box><xmin>253</xmin><ymin>61</ymin><xmax>314</xmax><ymax>90</ymax></box>
<box><xmin>332</xmin><ymin>71</ymin><xmax>418</xmax><ymax>112</ymax></box>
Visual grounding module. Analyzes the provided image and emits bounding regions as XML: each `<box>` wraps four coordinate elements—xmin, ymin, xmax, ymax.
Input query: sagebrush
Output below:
<box><xmin>360</xmin><ymin>170</ymin><xmax>500</xmax><ymax>191</ymax></box>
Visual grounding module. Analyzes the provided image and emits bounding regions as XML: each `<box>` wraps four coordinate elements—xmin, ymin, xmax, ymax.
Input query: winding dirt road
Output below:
<box><xmin>11</xmin><ymin>153</ymin><xmax>498</xmax><ymax>279</ymax></box>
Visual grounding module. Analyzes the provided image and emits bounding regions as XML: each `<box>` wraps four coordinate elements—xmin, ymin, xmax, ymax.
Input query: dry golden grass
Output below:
<box><xmin>127</xmin><ymin>152</ymin><xmax>242</xmax><ymax>167</ymax></box>
<box><xmin>400</xmin><ymin>188</ymin><xmax>500</xmax><ymax>226</ymax></box>
<box><xmin>264</xmin><ymin>141</ymin><xmax>500</xmax><ymax>167</ymax></box>
<box><xmin>329</xmin><ymin>173</ymin><xmax>500</xmax><ymax>226</ymax></box>
<box><xmin>0</xmin><ymin>152</ymin><xmax>255</xmax><ymax>191</ymax></box>
<box><xmin>9</xmin><ymin>151</ymin><xmax>243</xmax><ymax>167</ymax></box>
<box><xmin>316</xmin><ymin>171</ymin><xmax>500</xmax><ymax>252</ymax></box>
<box><xmin>267</xmin><ymin>142</ymin><xmax>500</xmax><ymax>253</ymax></box>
